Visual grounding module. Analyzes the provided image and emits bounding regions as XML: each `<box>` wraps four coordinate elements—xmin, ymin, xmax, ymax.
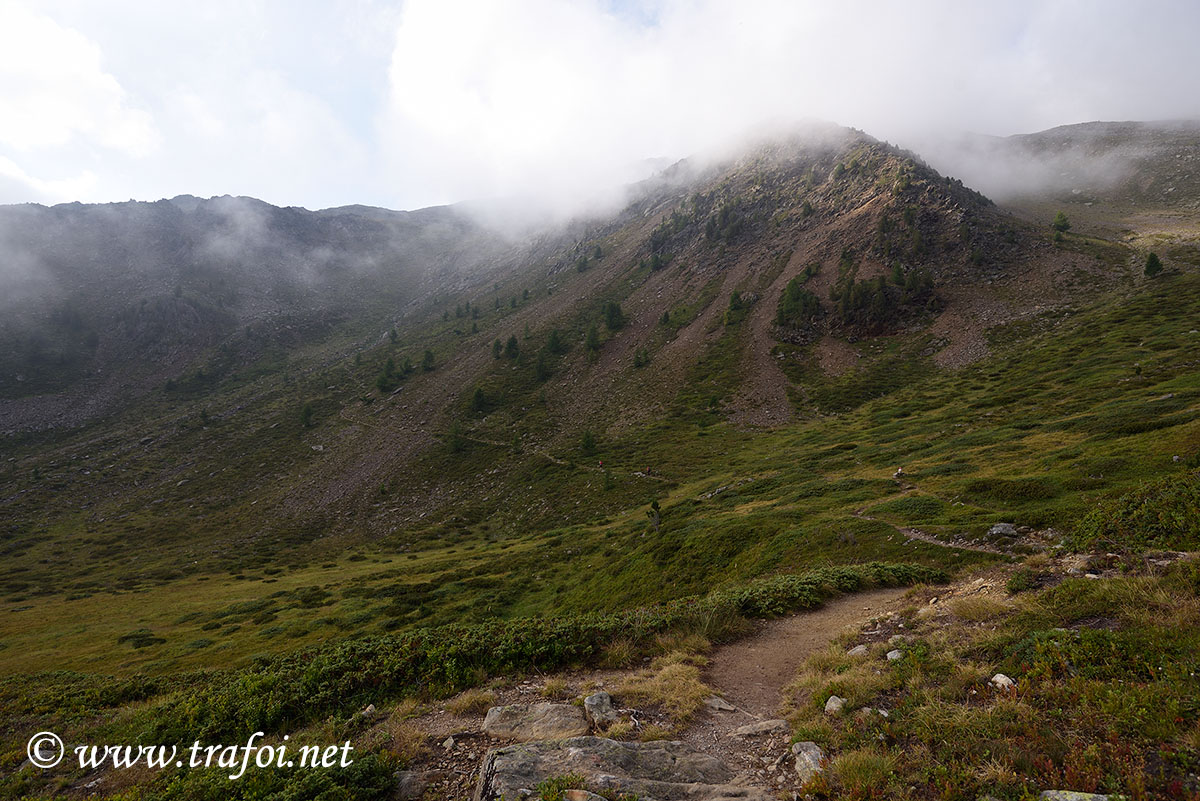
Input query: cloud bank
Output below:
<box><xmin>1</xmin><ymin>0</ymin><xmax>1198</xmax><ymax>212</ymax></box>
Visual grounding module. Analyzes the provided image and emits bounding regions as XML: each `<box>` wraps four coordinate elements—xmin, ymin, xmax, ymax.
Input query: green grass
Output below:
<box><xmin>788</xmin><ymin>561</ymin><xmax>1200</xmax><ymax>800</ymax></box>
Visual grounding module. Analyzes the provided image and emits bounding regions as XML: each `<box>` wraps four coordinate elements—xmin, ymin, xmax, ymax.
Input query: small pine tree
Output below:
<box><xmin>1145</xmin><ymin>252</ymin><xmax>1163</xmax><ymax>277</ymax></box>
<box><xmin>422</xmin><ymin>349</ymin><xmax>435</xmax><ymax>371</ymax></box>
<box><xmin>535</xmin><ymin>352</ymin><xmax>552</xmax><ymax>381</ymax></box>
<box><xmin>603</xmin><ymin>301</ymin><xmax>625</xmax><ymax>331</ymax></box>
<box><xmin>504</xmin><ymin>335</ymin><xmax>519</xmax><ymax>358</ymax></box>
<box><xmin>593</xmin><ymin>244</ymin><xmax>603</xmax><ymax>259</ymax></box>
<box><xmin>1051</xmin><ymin>211</ymin><xmax>1071</xmax><ymax>233</ymax></box>
<box><xmin>660</xmin><ymin>310</ymin><xmax>671</xmax><ymax>325</ymax></box>
<box><xmin>300</xmin><ymin>402</ymin><xmax>314</xmax><ymax>428</ymax></box>
<box><xmin>580</xmin><ymin>429</ymin><xmax>597</xmax><ymax>456</ymax></box>
<box><xmin>388</xmin><ymin>328</ymin><xmax>398</xmax><ymax>344</ymax></box>
<box><xmin>470</xmin><ymin>387</ymin><xmax>488</xmax><ymax>413</ymax></box>
<box><xmin>646</xmin><ymin>499</ymin><xmax>661</xmax><ymax>532</ymax></box>
<box><xmin>492</xmin><ymin>339</ymin><xmax>502</xmax><ymax>359</ymax></box>
<box><xmin>586</xmin><ymin>325</ymin><xmax>600</xmax><ymax>353</ymax></box>
<box><xmin>633</xmin><ymin>347</ymin><xmax>650</xmax><ymax>368</ymax></box>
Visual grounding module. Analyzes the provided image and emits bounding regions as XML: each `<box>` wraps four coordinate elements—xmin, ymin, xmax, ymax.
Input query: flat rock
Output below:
<box><xmin>846</xmin><ymin>644</ymin><xmax>869</xmax><ymax>657</ymax></box>
<box><xmin>473</xmin><ymin>736</ymin><xmax>774</xmax><ymax>801</ymax></box>
<box><xmin>886</xmin><ymin>649</ymin><xmax>904</xmax><ymax>661</ymax></box>
<box><xmin>705</xmin><ymin>695</ymin><xmax>737</xmax><ymax>712</ymax></box>
<box><xmin>483</xmin><ymin>703</ymin><xmax>589</xmax><ymax>742</ymax></box>
<box><xmin>728</xmin><ymin>719</ymin><xmax>788</xmax><ymax>737</ymax></box>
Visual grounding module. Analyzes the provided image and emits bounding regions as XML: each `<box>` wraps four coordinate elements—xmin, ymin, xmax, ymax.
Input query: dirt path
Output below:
<box><xmin>705</xmin><ymin>587</ymin><xmax>908</xmax><ymax>716</ymax></box>
<box><xmin>675</xmin><ymin>587</ymin><xmax>910</xmax><ymax>787</ymax></box>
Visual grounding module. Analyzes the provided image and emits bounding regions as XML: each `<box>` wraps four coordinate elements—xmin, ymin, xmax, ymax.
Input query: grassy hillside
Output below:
<box><xmin>0</xmin><ymin>122</ymin><xmax>1198</xmax><ymax>799</ymax></box>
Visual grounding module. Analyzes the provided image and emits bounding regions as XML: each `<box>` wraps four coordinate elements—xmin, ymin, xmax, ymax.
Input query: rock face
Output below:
<box><xmin>482</xmin><ymin>703</ymin><xmax>590</xmax><ymax>742</ymax></box>
<box><xmin>474</xmin><ymin>737</ymin><xmax>774</xmax><ymax>801</ymax></box>
<box><xmin>583</xmin><ymin>692</ymin><xmax>617</xmax><ymax>727</ymax></box>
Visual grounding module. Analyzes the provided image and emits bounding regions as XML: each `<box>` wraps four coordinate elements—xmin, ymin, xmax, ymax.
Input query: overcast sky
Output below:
<box><xmin>2</xmin><ymin>0</ymin><xmax>1198</xmax><ymax>211</ymax></box>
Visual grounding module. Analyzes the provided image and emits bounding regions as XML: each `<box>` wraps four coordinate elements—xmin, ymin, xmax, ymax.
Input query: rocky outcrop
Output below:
<box><xmin>482</xmin><ymin>703</ymin><xmax>590</xmax><ymax>741</ymax></box>
<box><xmin>473</xmin><ymin>736</ymin><xmax>774</xmax><ymax>801</ymax></box>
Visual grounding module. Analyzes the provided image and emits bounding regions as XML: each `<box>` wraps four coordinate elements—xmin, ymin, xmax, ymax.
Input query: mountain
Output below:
<box><xmin>1</xmin><ymin>121</ymin><xmax>1198</xmax><ymax>801</ymax></box>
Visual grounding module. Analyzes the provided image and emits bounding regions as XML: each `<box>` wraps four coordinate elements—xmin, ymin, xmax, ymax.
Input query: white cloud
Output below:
<box><xmin>0</xmin><ymin>2</ymin><xmax>157</xmax><ymax>156</ymax></box>
<box><xmin>1</xmin><ymin>0</ymin><xmax>1199</xmax><ymax>210</ymax></box>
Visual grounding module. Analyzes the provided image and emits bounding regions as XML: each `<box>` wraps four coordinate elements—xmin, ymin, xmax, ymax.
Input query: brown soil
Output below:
<box><xmin>703</xmin><ymin>587</ymin><xmax>910</xmax><ymax>717</ymax></box>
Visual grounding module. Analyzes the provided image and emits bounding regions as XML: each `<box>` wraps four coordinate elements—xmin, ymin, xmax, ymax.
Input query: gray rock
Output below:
<box><xmin>704</xmin><ymin>695</ymin><xmax>736</xmax><ymax>712</ymax></box>
<box><xmin>583</xmin><ymin>692</ymin><xmax>617</xmax><ymax>727</ymax></box>
<box><xmin>483</xmin><ymin>703</ymin><xmax>590</xmax><ymax>742</ymax></box>
<box><xmin>824</xmin><ymin>695</ymin><xmax>845</xmax><ymax>715</ymax></box>
<box><xmin>846</xmin><ymin>644</ymin><xmax>869</xmax><ymax>657</ymax></box>
<box><xmin>1039</xmin><ymin>792</ymin><xmax>1109</xmax><ymax>801</ymax></box>
<box><xmin>887</xmin><ymin>634</ymin><xmax>907</xmax><ymax>646</ymax></box>
<box><xmin>394</xmin><ymin>770</ymin><xmax>431</xmax><ymax>800</ymax></box>
<box><xmin>442</xmin><ymin>736</ymin><xmax>456</xmax><ymax>750</ymax></box>
<box><xmin>473</xmin><ymin>736</ymin><xmax>773</xmax><ymax>801</ymax></box>
<box><xmin>791</xmin><ymin>741</ymin><xmax>825</xmax><ymax>784</ymax></box>
<box><xmin>728</xmin><ymin>719</ymin><xmax>788</xmax><ymax>737</ymax></box>
<box><xmin>886</xmin><ymin>649</ymin><xmax>903</xmax><ymax>661</ymax></box>
<box><xmin>988</xmin><ymin>522</ymin><xmax>1018</xmax><ymax>537</ymax></box>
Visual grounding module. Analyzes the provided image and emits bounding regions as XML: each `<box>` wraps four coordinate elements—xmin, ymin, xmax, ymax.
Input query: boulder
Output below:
<box><xmin>483</xmin><ymin>703</ymin><xmax>589</xmax><ymax>742</ymax></box>
<box><xmin>791</xmin><ymin>741</ymin><xmax>825</xmax><ymax>784</ymax></box>
<box><xmin>473</xmin><ymin>736</ymin><xmax>774</xmax><ymax>801</ymax></box>
<box><xmin>846</xmin><ymin>644</ymin><xmax>869</xmax><ymax>657</ymax></box>
<box><xmin>728</xmin><ymin>719</ymin><xmax>788</xmax><ymax>737</ymax></box>
<box><xmin>583</xmin><ymin>692</ymin><xmax>617</xmax><ymax>727</ymax></box>
<box><xmin>824</xmin><ymin>695</ymin><xmax>845</xmax><ymax>715</ymax></box>
<box><xmin>988</xmin><ymin>522</ymin><xmax>1019</xmax><ymax>537</ymax></box>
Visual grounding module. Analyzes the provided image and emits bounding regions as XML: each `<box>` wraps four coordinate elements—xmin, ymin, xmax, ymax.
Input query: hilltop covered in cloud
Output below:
<box><xmin>2</xmin><ymin>0</ymin><xmax>1199</xmax><ymax>215</ymax></box>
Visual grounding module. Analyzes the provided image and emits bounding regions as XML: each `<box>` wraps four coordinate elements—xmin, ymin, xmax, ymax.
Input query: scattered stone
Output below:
<box><xmin>846</xmin><ymin>644</ymin><xmax>869</xmax><ymax>657</ymax></box>
<box><xmin>990</xmin><ymin>673</ymin><xmax>1015</xmax><ymax>691</ymax></box>
<box><xmin>474</xmin><ymin>736</ymin><xmax>774</xmax><ymax>801</ymax></box>
<box><xmin>792</xmin><ymin>741</ymin><xmax>825</xmax><ymax>784</ymax></box>
<box><xmin>729</xmin><ymin>719</ymin><xmax>788</xmax><ymax>737</ymax></box>
<box><xmin>886</xmin><ymin>649</ymin><xmax>903</xmax><ymax>661</ymax></box>
<box><xmin>1039</xmin><ymin>792</ymin><xmax>1109</xmax><ymax>800</ymax></box>
<box><xmin>361</xmin><ymin>703</ymin><xmax>376</xmax><ymax>719</ymax></box>
<box><xmin>988</xmin><ymin>522</ymin><xmax>1018</xmax><ymax>537</ymax></box>
<box><xmin>1084</xmin><ymin>573</ymin><xmax>1101</xmax><ymax>580</ymax></box>
<box><xmin>583</xmin><ymin>692</ymin><xmax>617</xmax><ymax>727</ymax></box>
<box><xmin>824</xmin><ymin>695</ymin><xmax>845</xmax><ymax>715</ymax></box>
<box><xmin>876</xmin><ymin>708</ymin><xmax>889</xmax><ymax>718</ymax></box>
<box><xmin>704</xmin><ymin>695</ymin><xmax>737</xmax><ymax>712</ymax></box>
<box><xmin>483</xmin><ymin>703</ymin><xmax>590</xmax><ymax>742</ymax></box>
<box><xmin>442</xmin><ymin>736</ymin><xmax>456</xmax><ymax>750</ymax></box>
